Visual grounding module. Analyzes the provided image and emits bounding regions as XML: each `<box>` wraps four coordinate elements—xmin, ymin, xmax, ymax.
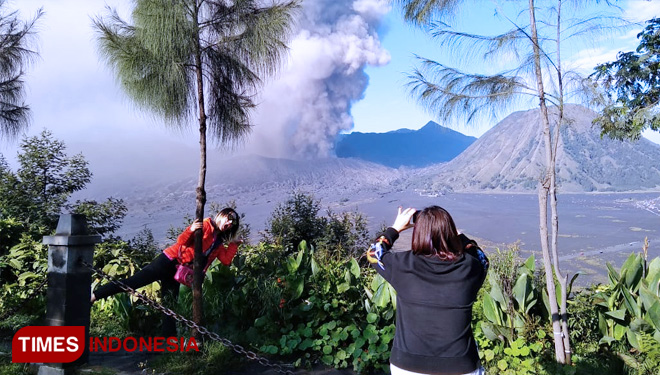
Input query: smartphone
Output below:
<box><xmin>411</xmin><ymin>211</ymin><xmax>420</xmax><ymax>224</ymax></box>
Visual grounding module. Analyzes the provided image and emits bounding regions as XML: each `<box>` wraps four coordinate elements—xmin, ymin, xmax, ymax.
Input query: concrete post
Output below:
<box><xmin>39</xmin><ymin>214</ymin><xmax>101</xmax><ymax>375</ymax></box>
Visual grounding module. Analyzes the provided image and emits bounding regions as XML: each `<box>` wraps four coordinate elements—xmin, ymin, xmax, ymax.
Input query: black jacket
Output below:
<box><xmin>371</xmin><ymin>228</ymin><xmax>488</xmax><ymax>374</ymax></box>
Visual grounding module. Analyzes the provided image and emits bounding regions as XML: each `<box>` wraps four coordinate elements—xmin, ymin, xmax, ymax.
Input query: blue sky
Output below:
<box><xmin>1</xmin><ymin>0</ymin><xmax>660</xmax><ymax>167</ymax></box>
<box><xmin>353</xmin><ymin>1</ymin><xmax>660</xmax><ymax>144</ymax></box>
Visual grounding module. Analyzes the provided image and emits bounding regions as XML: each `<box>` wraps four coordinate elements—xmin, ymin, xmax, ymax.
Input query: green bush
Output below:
<box><xmin>90</xmin><ymin>234</ymin><xmax>162</xmax><ymax>337</ymax></box>
<box><xmin>263</xmin><ymin>192</ymin><xmax>369</xmax><ymax>257</ymax></box>
<box><xmin>187</xmin><ymin>240</ymin><xmax>394</xmax><ymax>373</ymax></box>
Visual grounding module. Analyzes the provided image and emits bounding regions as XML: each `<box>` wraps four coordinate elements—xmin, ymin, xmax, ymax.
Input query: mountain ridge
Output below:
<box><xmin>418</xmin><ymin>104</ymin><xmax>660</xmax><ymax>193</ymax></box>
<box><xmin>335</xmin><ymin>121</ymin><xmax>476</xmax><ymax>168</ymax></box>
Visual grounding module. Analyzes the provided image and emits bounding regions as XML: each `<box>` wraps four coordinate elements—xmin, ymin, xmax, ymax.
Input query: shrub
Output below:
<box><xmin>264</xmin><ymin>192</ymin><xmax>370</xmax><ymax>257</ymax></box>
<box><xmin>263</xmin><ymin>192</ymin><xmax>327</xmax><ymax>252</ymax></box>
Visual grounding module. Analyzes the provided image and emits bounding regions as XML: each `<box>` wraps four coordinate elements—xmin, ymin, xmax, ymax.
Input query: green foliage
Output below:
<box><xmin>0</xmin><ymin>235</ymin><xmax>47</xmax><ymax>323</ymax></box>
<box><xmin>592</xmin><ymin>18</ymin><xmax>660</xmax><ymax>141</ymax></box>
<box><xmin>0</xmin><ymin>130</ymin><xmax>91</xmax><ymax>229</ymax></box>
<box><xmin>90</xmin><ymin>236</ymin><xmax>162</xmax><ymax>337</ymax></box>
<box><xmin>69</xmin><ymin>197</ymin><xmax>127</xmax><ymax>237</ymax></box>
<box><xmin>617</xmin><ymin>331</ymin><xmax>660</xmax><ymax>375</ymax></box>
<box><xmin>395</xmin><ymin>0</ymin><xmax>627</xmax><ymax>126</ymax></box>
<box><xmin>264</xmin><ymin>192</ymin><xmax>370</xmax><ymax>257</ymax></box>
<box><xmin>318</xmin><ymin>209</ymin><xmax>370</xmax><ymax>258</ymax></box>
<box><xmin>475</xmin><ymin>245</ymin><xmax>557</xmax><ymax>373</ymax></box>
<box><xmin>0</xmin><ymin>2</ymin><xmax>42</xmax><ymax>139</ymax></box>
<box><xmin>0</xmin><ymin>361</ymin><xmax>30</xmax><ymax>375</ymax></box>
<box><xmin>94</xmin><ymin>0</ymin><xmax>298</xmax><ymax>144</ymax></box>
<box><xmin>193</xmin><ymin>239</ymin><xmax>394</xmax><ymax>373</ymax></box>
<box><xmin>568</xmin><ymin>286</ymin><xmax>603</xmax><ymax>348</ymax></box>
<box><xmin>594</xmin><ymin>252</ymin><xmax>660</xmax><ymax>352</ymax></box>
<box><xmin>481</xmin><ymin>246</ymin><xmax>546</xmax><ymax>344</ymax></box>
<box><xmin>0</xmin><ymin>216</ymin><xmax>22</xmax><ymax>255</ymax></box>
<box><xmin>265</xmin><ymin>192</ymin><xmax>326</xmax><ymax>252</ymax></box>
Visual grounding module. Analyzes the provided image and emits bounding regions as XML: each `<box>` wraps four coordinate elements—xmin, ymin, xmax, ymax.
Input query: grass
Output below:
<box><xmin>149</xmin><ymin>341</ymin><xmax>242</xmax><ymax>374</ymax></box>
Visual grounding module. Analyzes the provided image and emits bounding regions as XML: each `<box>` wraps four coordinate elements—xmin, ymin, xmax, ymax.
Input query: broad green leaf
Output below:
<box><xmin>604</xmin><ymin>309</ymin><xmax>627</xmax><ymax>322</ymax></box>
<box><xmin>310</xmin><ymin>257</ymin><xmax>320</xmax><ymax>276</ymax></box>
<box><xmin>599</xmin><ymin>335</ymin><xmax>616</xmax><ymax>346</ymax></box>
<box><xmin>367</xmin><ymin>313</ymin><xmax>378</xmax><ymax>324</ymax></box>
<box><xmin>513</xmin><ymin>273</ymin><xmax>531</xmax><ymax>312</ymax></box>
<box><xmin>349</xmin><ymin>258</ymin><xmax>360</xmax><ymax>278</ymax></box>
<box><xmin>647</xmin><ymin>270</ymin><xmax>660</xmax><ymax>297</ymax></box>
<box><xmin>626</xmin><ymin>328</ymin><xmax>641</xmax><ymax>350</ymax></box>
<box><xmin>285</xmin><ymin>256</ymin><xmax>299</xmax><ymax>274</ymax></box>
<box><xmin>648</xmin><ymin>300</ymin><xmax>660</xmax><ymax>331</ymax></box>
<box><xmin>387</xmin><ymin>283</ymin><xmax>397</xmax><ymax>310</ymax></box>
<box><xmin>482</xmin><ymin>293</ymin><xmax>502</xmax><ymax>326</ymax></box>
<box><xmin>299</xmin><ymin>339</ymin><xmax>313</xmax><ymax>350</ymax></box>
<box><xmin>614</xmin><ymin>323</ymin><xmax>626</xmax><ymax>340</ymax></box>
<box><xmin>497</xmin><ymin>359</ymin><xmax>508</xmax><ymax>371</ymax></box>
<box><xmin>8</xmin><ymin>258</ymin><xmax>21</xmax><ymax>269</ymax></box>
<box><xmin>481</xmin><ymin>322</ymin><xmax>499</xmax><ymax>341</ymax></box>
<box><xmin>484</xmin><ymin>349</ymin><xmax>495</xmax><ymax>362</ymax></box>
<box><xmin>337</xmin><ymin>282</ymin><xmax>350</xmax><ymax>294</ymax></box>
<box><xmin>523</xmin><ymin>254</ymin><xmax>535</xmax><ymax>274</ymax></box>
<box><xmin>290</xmin><ymin>278</ymin><xmax>304</xmax><ymax>299</ymax></box>
<box><xmin>364</xmin><ymin>299</ymin><xmax>372</xmax><ymax>314</ymax></box>
<box><xmin>620</xmin><ymin>285</ymin><xmax>641</xmax><ymax>318</ymax></box>
<box><xmin>639</xmin><ymin>285</ymin><xmax>660</xmax><ymax>312</ymax></box>
<box><xmin>489</xmin><ymin>283</ymin><xmax>506</xmax><ymax>306</ymax></box>
<box><xmin>629</xmin><ymin>318</ymin><xmax>650</xmax><ymax>333</ymax></box>
<box><xmin>646</xmin><ymin>257</ymin><xmax>660</xmax><ymax>284</ymax></box>
<box><xmin>371</xmin><ymin>273</ymin><xmax>386</xmax><ymax>292</ymax></box>
<box><xmin>372</xmin><ymin>282</ymin><xmax>390</xmax><ymax>308</ymax></box>
<box><xmin>513</xmin><ymin>314</ymin><xmax>525</xmax><ymax>329</ymax></box>
<box><xmin>567</xmin><ymin>272</ymin><xmax>581</xmax><ymax>297</ymax></box>
<box><xmin>623</xmin><ymin>254</ymin><xmax>643</xmax><ymax>291</ymax></box>
<box><xmin>17</xmin><ymin>271</ymin><xmax>37</xmax><ymax>282</ymax></box>
<box><xmin>606</xmin><ymin>262</ymin><xmax>620</xmax><ymax>284</ymax></box>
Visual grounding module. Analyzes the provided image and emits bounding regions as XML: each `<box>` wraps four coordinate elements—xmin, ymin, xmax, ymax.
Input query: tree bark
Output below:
<box><xmin>528</xmin><ymin>0</ymin><xmax>566</xmax><ymax>363</ymax></box>
<box><xmin>552</xmin><ymin>0</ymin><xmax>571</xmax><ymax>363</ymax></box>
<box><xmin>192</xmin><ymin>0</ymin><xmax>206</xmax><ymax>342</ymax></box>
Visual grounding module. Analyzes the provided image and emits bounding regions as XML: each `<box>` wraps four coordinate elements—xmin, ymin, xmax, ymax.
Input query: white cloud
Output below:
<box><xmin>625</xmin><ymin>0</ymin><xmax>660</xmax><ymax>22</ymax></box>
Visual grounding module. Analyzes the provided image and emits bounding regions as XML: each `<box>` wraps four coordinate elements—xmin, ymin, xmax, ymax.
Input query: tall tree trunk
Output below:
<box><xmin>192</xmin><ymin>1</ymin><xmax>206</xmax><ymax>341</ymax></box>
<box><xmin>528</xmin><ymin>0</ymin><xmax>566</xmax><ymax>363</ymax></box>
<box><xmin>553</xmin><ymin>0</ymin><xmax>571</xmax><ymax>364</ymax></box>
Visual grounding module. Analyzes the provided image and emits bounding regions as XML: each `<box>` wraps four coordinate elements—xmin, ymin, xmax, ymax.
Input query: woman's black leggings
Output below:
<box><xmin>93</xmin><ymin>253</ymin><xmax>180</xmax><ymax>336</ymax></box>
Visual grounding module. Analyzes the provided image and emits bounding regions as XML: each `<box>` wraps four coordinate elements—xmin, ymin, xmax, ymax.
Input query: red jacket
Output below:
<box><xmin>163</xmin><ymin>218</ymin><xmax>238</xmax><ymax>269</ymax></box>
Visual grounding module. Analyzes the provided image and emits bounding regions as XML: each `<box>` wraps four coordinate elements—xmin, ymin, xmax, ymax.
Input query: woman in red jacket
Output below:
<box><xmin>91</xmin><ymin>208</ymin><xmax>240</xmax><ymax>335</ymax></box>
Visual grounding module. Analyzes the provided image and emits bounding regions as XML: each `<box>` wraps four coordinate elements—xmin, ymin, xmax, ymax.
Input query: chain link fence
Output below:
<box><xmin>83</xmin><ymin>260</ymin><xmax>295</xmax><ymax>375</ymax></box>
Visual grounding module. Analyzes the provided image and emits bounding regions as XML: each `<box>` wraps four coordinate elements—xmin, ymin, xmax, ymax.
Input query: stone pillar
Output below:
<box><xmin>39</xmin><ymin>214</ymin><xmax>101</xmax><ymax>375</ymax></box>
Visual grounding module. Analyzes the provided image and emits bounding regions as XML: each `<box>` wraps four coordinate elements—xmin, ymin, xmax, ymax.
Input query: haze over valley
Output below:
<box><xmin>72</xmin><ymin>105</ymin><xmax>660</xmax><ymax>285</ymax></box>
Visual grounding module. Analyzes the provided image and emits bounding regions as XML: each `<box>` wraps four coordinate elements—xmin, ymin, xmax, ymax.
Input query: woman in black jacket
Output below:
<box><xmin>367</xmin><ymin>206</ymin><xmax>488</xmax><ymax>375</ymax></box>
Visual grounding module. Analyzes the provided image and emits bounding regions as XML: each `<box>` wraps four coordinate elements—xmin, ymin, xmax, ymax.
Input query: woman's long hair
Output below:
<box><xmin>216</xmin><ymin>207</ymin><xmax>240</xmax><ymax>242</ymax></box>
<box><xmin>411</xmin><ymin>206</ymin><xmax>462</xmax><ymax>261</ymax></box>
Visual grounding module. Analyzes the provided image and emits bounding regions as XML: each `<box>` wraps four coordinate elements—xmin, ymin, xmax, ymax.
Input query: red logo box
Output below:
<box><xmin>12</xmin><ymin>326</ymin><xmax>85</xmax><ymax>363</ymax></box>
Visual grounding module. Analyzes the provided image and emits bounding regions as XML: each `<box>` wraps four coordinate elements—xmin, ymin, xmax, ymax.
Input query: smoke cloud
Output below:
<box><xmin>246</xmin><ymin>0</ymin><xmax>391</xmax><ymax>159</ymax></box>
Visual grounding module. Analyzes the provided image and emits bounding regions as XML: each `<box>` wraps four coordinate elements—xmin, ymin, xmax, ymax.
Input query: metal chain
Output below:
<box><xmin>0</xmin><ymin>277</ymin><xmax>48</xmax><ymax>321</ymax></box>
<box><xmin>83</xmin><ymin>260</ymin><xmax>295</xmax><ymax>375</ymax></box>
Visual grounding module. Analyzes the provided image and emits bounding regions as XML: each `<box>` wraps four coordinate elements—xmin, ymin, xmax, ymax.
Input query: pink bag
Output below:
<box><xmin>174</xmin><ymin>264</ymin><xmax>194</xmax><ymax>287</ymax></box>
<box><xmin>173</xmin><ymin>230</ymin><xmax>222</xmax><ymax>287</ymax></box>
